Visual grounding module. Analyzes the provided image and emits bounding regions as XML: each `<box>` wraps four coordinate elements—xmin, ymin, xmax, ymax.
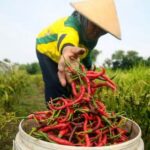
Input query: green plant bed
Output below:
<box><xmin>100</xmin><ymin>66</ymin><xmax>150</xmax><ymax>149</ymax></box>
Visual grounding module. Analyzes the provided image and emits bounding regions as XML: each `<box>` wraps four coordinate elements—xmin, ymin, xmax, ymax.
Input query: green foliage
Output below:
<box><xmin>29</xmin><ymin>74</ymin><xmax>44</xmax><ymax>88</ymax></box>
<box><xmin>0</xmin><ymin>70</ymin><xmax>45</xmax><ymax>150</ymax></box>
<box><xmin>0</xmin><ymin>70</ymin><xmax>31</xmax><ymax>111</ymax></box>
<box><xmin>145</xmin><ymin>57</ymin><xmax>150</xmax><ymax>66</ymax></box>
<box><xmin>0</xmin><ymin>112</ymin><xmax>18</xmax><ymax>149</ymax></box>
<box><xmin>112</xmin><ymin>50</ymin><xmax>125</xmax><ymax>60</ymax></box>
<box><xmin>26</xmin><ymin>62</ymin><xmax>41</xmax><ymax>74</ymax></box>
<box><xmin>19</xmin><ymin>62</ymin><xmax>41</xmax><ymax>75</ymax></box>
<box><xmin>101</xmin><ymin>66</ymin><xmax>150</xmax><ymax>149</ymax></box>
<box><xmin>91</xmin><ymin>49</ymin><xmax>101</xmax><ymax>63</ymax></box>
<box><xmin>103</xmin><ymin>58</ymin><xmax>112</xmax><ymax>68</ymax></box>
<box><xmin>103</xmin><ymin>50</ymin><xmax>150</xmax><ymax>69</ymax></box>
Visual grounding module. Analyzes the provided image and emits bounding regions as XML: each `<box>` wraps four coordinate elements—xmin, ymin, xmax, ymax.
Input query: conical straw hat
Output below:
<box><xmin>70</xmin><ymin>0</ymin><xmax>121</xmax><ymax>40</ymax></box>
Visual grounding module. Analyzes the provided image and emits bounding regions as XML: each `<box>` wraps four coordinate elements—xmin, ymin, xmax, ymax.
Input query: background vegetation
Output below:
<box><xmin>0</xmin><ymin>50</ymin><xmax>149</xmax><ymax>150</ymax></box>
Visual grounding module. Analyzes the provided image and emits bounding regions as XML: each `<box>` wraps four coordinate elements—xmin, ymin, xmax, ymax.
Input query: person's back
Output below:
<box><xmin>37</xmin><ymin>17</ymin><xmax>69</xmax><ymax>38</ymax></box>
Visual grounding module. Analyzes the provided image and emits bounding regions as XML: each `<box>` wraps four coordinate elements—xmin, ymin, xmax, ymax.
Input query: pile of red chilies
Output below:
<box><xmin>27</xmin><ymin>65</ymin><xmax>129</xmax><ymax>146</ymax></box>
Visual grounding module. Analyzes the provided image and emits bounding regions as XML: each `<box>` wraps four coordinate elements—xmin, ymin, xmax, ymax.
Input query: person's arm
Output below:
<box><xmin>57</xmin><ymin>26</ymin><xmax>79</xmax><ymax>54</ymax></box>
<box><xmin>56</xmin><ymin>22</ymin><xmax>86</xmax><ymax>86</ymax></box>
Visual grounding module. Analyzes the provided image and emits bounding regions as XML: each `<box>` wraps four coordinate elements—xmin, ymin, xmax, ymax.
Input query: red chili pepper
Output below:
<box><xmin>48</xmin><ymin>133</ymin><xmax>73</xmax><ymax>145</ymax></box>
<box><xmin>120</xmin><ymin>135</ymin><xmax>128</xmax><ymax>141</ymax></box>
<box><xmin>58</xmin><ymin>128</ymin><xmax>69</xmax><ymax>138</ymax></box>
<box><xmin>83</xmin><ymin>75</ymin><xmax>91</xmax><ymax>100</ymax></box>
<box><xmin>106</xmin><ymin>81</ymin><xmax>116</xmax><ymax>91</ymax></box>
<box><xmin>116</xmin><ymin>134</ymin><xmax>128</xmax><ymax>143</ymax></box>
<box><xmin>92</xmin><ymin>82</ymin><xmax>108</xmax><ymax>88</ymax></box>
<box><xmin>71</xmin><ymin>81</ymin><xmax>78</xmax><ymax>97</ymax></box>
<box><xmin>116</xmin><ymin>128</ymin><xmax>128</xmax><ymax>135</ymax></box>
<box><xmin>34</xmin><ymin>111</ymin><xmax>52</xmax><ymax>119</ymax></box>
<box><xmin>71</xmin><ymin>85</ymin><xmax>85</xmax><ymax>104</ymax></box>
<box><xmin>86</xmin><ymin>67</ymin><xmax>105</xmax><ymax>79</ymax></box>
<box><xmin>82</xmin><ymin>113</ymin><xmax>92</xmax><ymax>120</ymax></box>
<box><xmin>33</xmin><ymin>111</ymin><xmax>52</xmax><ymax>115</ymax></box>
<box><xmin>66</xmin><ymin>66</ymin><xmax>76</xmax><ymax>74</ymax></box>
<box><xmin>92</xmin><ymin>116</ymin><xmax>102</xmax><ymax>131</ymax></box>
<box><xmin>97</xmin><ymin>134</ymin><xmax>107</xmax><ymax>146</ymax></box>
<box><xmin>27</xmin><ymin>114</ymin><xmax>47</xmax><ymax>120</ymax></box>
<box><xmin>96</xmin><ymin>100</ymin><xmax>106</xmax><ymax>110</ymax></box>
<box><xmin>101</xmin><ymin>74</ymin><xmax>116</xmax><ymax>87</ymax></box>
<box><xmin>96</xmin><ymin>130</ymin><xmax>102</xmax><ymax>145</ymax></box>
<box><xmin>69</xmin><ymin>126</ymin><xmax>77</xmax><ymax>142</ymax></box>
<box><xmin>82</xmin><ymin>97</ymin><xmax>91</xmax><ymax>102</ymax></box>
<box><xmin>95</xmin><ymin>101</ymin><xmax>109</xmax><ymax>117</ymax></box>
<box><xmin>39</xmin><ymin>123</ymin><xmax>69</xmax><ymax>132</ymax></box>
<box><xmin>27</xmin><ymin>114</ymin><xmax>35</xmax><ymax>119</ymax></box>
<box><xmin>92</xmin><ymin>81</ymin><xmax>116</xmax><ymax>91</ymax></box>
<box><xmin>80</xmin><ymin>118</ymin><xmax>100</xmax><ymax>135</ymax></box>
<box><xmin>49</xmin><ymin>85</ymin><xmax>85</xmax><ymax>110</ymax></box>
<box><xmin>98</xmin><ymin>108</ymin><xmax>109</xmax><ymax>117</ymax></box>
<box><xmin>71</xmin><ymin>121</ymin><xmax>84</xmax><ymax>127</ymax></box>
<box><xmin>80</xmin><ymin>64</ymin><xmax>86</xmax><ymax>72</ymax></box>
<box><xmin>102</xmin><ymin>126</ymin><xmax>116</xmax><ymax>135</ymax></box>
<box><xmin>83</xmin><ymin>113</ymin><xmax>91</xmax><ymax>146</ymax></box>
<box><xmin>48</xmin><ymin>97</ymin><xmax>69</xmax><ymax>110</ymax></box>
<box><xmin>57</xmin><ymin>106</ymin><xmax>70</xmax><ymax>123</ymax></box>
<box><xmin>90</xmin><ymin>88</ymin><xmax>97</xmax><ymax>95</ymax></box>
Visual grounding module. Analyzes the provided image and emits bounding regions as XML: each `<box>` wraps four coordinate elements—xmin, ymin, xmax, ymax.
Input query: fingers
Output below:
<box><xmin>62</xmin><ymin>46</ymin><xmax>85</xmax><ymax>59</ymax></box>
<box><xmin>71</xmin><ymin>48</ymin><xmax>85</xmax><ymax>58</ymax></box>
<box><xmin>66</xmin><ymin>72</ymin><xmax>73</xmax><ymax>84</ymax></box>
<box><xmin>58</xmin><ymin>56</ymin><xmax>74</xmax><ymax>86</ymax></box>
<box><xmin>58</xmin><ymin>46</ymin><xmax>85</xmax><ymax>86</ymax></box>
<box><xmin>58</xmin><ymin>56</ymin><xmax>67</xmax><ymax>86</ymax></box>
<box><xmin>58</xmin><ymin>57</ymin><xmax>65</xmax><ymax>72</ymax></box>
<box><xmin>58</xmin><ymin>68</ymin><xmax>72</xmax><ymax>87</ymax></box>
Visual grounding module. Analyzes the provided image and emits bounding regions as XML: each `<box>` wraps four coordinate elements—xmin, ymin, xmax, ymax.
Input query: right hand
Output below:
<box><xmin>58</xmin><ymin>46</ymin><xmax>85</xmax><ymax>87</ymax></box>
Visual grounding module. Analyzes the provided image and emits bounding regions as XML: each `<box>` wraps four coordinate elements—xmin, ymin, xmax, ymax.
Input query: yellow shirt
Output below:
<box><xmin>36</xmin><ymin>16</ymin><xmax>89</xmax><ymax>63</ymax></box>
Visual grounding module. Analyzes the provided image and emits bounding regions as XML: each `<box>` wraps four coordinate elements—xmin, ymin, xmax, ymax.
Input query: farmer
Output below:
<box><xmin>36</xmin><ymin>0</ymin><xmax>121</xmax><ymax>105</ymax></box>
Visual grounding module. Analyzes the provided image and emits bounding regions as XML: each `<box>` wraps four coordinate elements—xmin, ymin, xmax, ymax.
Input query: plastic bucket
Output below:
<box><xmin>13</xmin><ymin>118</ymin><xmax>144</xmax><ymax>150</ymax></box>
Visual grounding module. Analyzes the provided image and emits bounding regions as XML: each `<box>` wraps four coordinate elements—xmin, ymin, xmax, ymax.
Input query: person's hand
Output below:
<box><xmin>58</xmin><ymin>46</ymin><xmax>85</xmax><ymax>87</ymax></box>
